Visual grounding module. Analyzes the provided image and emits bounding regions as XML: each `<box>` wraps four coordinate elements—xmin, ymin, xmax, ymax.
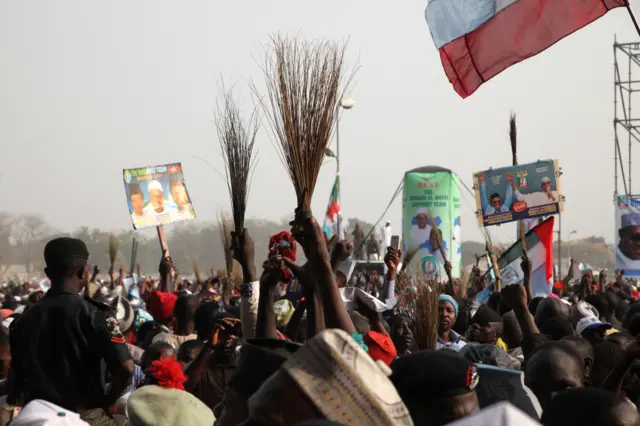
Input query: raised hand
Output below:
<box><xmin>231</xmin><ymin>228</ymin><xmax>256</xmax><ymax>283</ymax></box>
<box><xmin>501</xmin><ymin>283</ymin><xmax>528</xmax><ymax>312</ymax></box>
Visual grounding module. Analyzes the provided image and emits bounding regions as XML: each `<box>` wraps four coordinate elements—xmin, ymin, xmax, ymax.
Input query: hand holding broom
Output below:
<box><xmin>290</xmin><ymin>214</ymin><xmax>354</xmax><ymax>334</ymax></box>
<box><xmin>215</xmin><ymin>82</ymin><xmax>258</xmax><ymax>272</ymax></box>
<box><xmin>231</xmin><ymin>229</ymin><xmax>256</xmax><ymax>284</ymax></box>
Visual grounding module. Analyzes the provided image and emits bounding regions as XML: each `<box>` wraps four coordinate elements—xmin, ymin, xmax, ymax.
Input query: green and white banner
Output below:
<box><xmin>402</xmin><ymin>167</ymin><xmax>461</xmax><ymax>281</ymax></box>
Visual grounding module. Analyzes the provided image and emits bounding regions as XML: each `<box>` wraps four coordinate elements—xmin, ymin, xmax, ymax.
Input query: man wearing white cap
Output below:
<box><xmin>410</xmin><ymin>209</ymin><xmax>432</xmax><ymax>248</ymax></box>
<box><xmin>513</xmin><ymin>176</ymin><xmax>558</xmax><ymax>208</ymax></box>
<box><xmin>576</xmin><ymin>315</ymin><xmax>612</xmax><ymax>346</ymax></box>
<box><xmin>617</xmin><ymin>212</ymin><xmax>640</xmax><ymax>268</ymax></box>
<box><xmin>144</xmin><ymin>180</ymin><xmax>177</xmax><ymax>218</ymax></box>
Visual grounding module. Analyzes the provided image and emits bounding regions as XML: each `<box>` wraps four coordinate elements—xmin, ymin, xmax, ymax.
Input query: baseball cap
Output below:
<box><xmin>576</xmin><ymin>316</ymin><xmax>612</xmax><ymax>336</ymax></box>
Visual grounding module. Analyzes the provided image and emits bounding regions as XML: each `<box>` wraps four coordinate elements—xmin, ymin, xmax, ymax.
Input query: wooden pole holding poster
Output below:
<box><xmin>156</xmin><ymin>225</ymin><xmax>174</xmax><ymax>293</ymax></box>
<box><xmin>487</xmin><ymin>241</ymin><xmax>502</xmax><ymax>292</ymax></box>
<box><xmin>509</xmin><ymin>114</ymin><xmax>532</xmax><ymax>299</ymax></box>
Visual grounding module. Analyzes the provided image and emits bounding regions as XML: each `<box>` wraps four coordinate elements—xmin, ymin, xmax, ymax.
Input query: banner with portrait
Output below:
<box><xmin>473</xmin><ymin>160</ymin><xmax>563</xmax><ymax>227</ymax></box>
<box><xmin>401</xmin><ymin>167</ymin><xmax>461</xmax><ymax>281</ymax></box>
<box><xmin>123</xmin><ymin>163</ymin><xmax>196</xmax><ymax>230</ymax></box>
<box><xmin>615</xmin><ymin>195</ymin><xmax>640</xmax><ymax>276</ymax></box>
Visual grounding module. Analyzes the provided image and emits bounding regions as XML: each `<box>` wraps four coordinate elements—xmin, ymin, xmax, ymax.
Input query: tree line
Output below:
<box><xmin>0</xmin><ymin>212</ymin><xmax>614</xmax><ymax>279</ymax></box>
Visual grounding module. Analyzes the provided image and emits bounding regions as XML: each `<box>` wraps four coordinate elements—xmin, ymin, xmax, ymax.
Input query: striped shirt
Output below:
<box><xmin>436</xmin><ymin>330</ymin><xmax>467</xmax><ymax>352</ymax></box>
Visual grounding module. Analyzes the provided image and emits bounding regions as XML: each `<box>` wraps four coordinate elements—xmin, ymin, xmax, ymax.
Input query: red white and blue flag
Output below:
<box><xmin>322</xmin><ymin>175</ymin><xmax>341</xmax><ymax>239</ymax></box>
<box><xmin>499</xmin><ymin>216</ymin><xmax>555</xmax><ymax>297</ymax></box>
<box><xmin>425</xmin><ymin>0</ymin><xmax>626</xmax><ymax>98</ymax></box>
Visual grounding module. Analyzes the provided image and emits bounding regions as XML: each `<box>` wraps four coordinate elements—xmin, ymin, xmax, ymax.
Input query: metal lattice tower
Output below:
<box><xmin>614</xmin><ymin>38</ymin><xmax>640</xmax><ymax>197</ymax></box>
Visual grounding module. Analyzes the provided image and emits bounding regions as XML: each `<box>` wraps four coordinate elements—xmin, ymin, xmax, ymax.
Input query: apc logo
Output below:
<box><xmin>123</xmin><ymin>170</ymin><xmax>132</xmax><ymax>184</ymax></box>
<box><xmin>421</xmin><ymin>256</ymin><xmax>439</xmax><ymax>279</ymax></box>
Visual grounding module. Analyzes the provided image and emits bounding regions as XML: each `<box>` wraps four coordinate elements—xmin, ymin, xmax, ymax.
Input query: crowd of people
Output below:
<box><xmin>0</xmin><ymin>215</ymin><xmax>638</xmax><ymax>425</ymax></box>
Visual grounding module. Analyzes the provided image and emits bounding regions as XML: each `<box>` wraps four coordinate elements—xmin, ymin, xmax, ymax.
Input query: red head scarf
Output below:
<box><xmin>147</xmin><ymin>357</ymin><xmax>187</xmax><ymax>390</ymax></box>
<box><xmin>364</xmin><ymin>331</ymin><xmax>397</xmax><ymax>366</ymax></box>
<box><xmin>148</xmin><ymin>290</ymin><xmax>178</xmax><ymax>325</ymax></box>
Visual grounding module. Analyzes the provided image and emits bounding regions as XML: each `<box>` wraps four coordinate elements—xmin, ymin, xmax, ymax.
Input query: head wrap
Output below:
<box><xmin>148</xmin><ymin>290</ymin><xmax>178</xmax><ymax>324</ymax></box>
<box><xmin>439</xmin><ymin>294</ymin><xmax>459</xmax><ymax>318</ymax></box>
<box><xmin>135</xmin><ymin>309</ymin><xmax>154</xmax><ymax>331</ymax></box>
<box><xmin>364</xmin><ymin>331</ymin><xmax>397</xmax><ymax>366</ymax></box>
<box><xmin>146</xmin><ymin>357</ymin><xmax>187</xmax><ymax>390</ymax></box>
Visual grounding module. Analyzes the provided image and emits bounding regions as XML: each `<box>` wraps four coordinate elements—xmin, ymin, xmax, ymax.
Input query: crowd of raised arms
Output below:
<box><xmin>0</xmin><ymin>215</ymin><xmax>638</xmax><ymax>426</ymax></box>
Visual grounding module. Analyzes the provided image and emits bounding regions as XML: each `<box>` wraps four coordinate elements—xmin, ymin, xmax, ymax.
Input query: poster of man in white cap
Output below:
<box><xmin>123</xmin><ymin>163</ymin><xmax>196</xmax><ymax>230</ymax></box>
<box><xmin>410</xmin><ymin>208</ymin><xmax>432</xmax><ymax>247</ymax></box>
<box><xmin>473</xmin><ymin>159</ymin><xmax>563</xmax><ymax>227</ymax></box>
<box><xmin>615</xmin><ymin>196</ymin><xmax>640</xmax><ymax>275</ymax></box>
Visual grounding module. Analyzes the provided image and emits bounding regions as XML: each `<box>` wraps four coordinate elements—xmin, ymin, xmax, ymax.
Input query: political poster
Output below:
<box><xmin>473</xmin><ymin>159</ymin><xmax>563</xmax><ymax>227</ymax></box>
<box><xmin>615</xmin><ymin>195</ymin><xmax>640</xmax><ymax>276</ymax></box>
<box><xmin>402</xmin><ymin>166</ymin><xmax>461</xmax><ymax>281</ymax></box>
<box><xmin>123</xmin><ymin>163</ymin><xmax>196</xmax><ymax>230</ymax></box>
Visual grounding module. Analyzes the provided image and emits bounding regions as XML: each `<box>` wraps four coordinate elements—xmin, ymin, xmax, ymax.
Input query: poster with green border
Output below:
<box><xmin>402</xmin><ymin>167</ymin><xmax>461</xmax><ymax>280</ymax></box>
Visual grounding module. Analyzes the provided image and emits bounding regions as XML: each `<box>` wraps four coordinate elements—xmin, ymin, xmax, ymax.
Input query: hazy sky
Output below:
<box><xmin>0</xmin><ymin>1</ymin><xmax>637</xmax><ymax>246</ymax></box>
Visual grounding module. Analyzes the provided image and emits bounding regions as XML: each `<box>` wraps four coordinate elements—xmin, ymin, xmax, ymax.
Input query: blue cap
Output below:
<box><xmin>438</xmin><ymin>294</ymin><xmax>459</xmax><ymax>318</ymax></box>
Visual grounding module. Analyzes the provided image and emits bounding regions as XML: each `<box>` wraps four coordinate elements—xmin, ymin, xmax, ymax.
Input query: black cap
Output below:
<box><xmin>227</xmin><ymin>338</ymin><xmax>302</xmax><ymax>399</ymax></box>
<box><xmin>390</xmin><ymin>350</ymin><xmax>479</xmax><ymax>400</ymax></box>
<box><xmin>472</xmin><ymin>304</ymin><xmax>503</xmax><ymax>326</ymax></box>
<box><xmin>44</xmin><ymin>237</ymin><xmax>89</xmax><ymax>268</ymax></box>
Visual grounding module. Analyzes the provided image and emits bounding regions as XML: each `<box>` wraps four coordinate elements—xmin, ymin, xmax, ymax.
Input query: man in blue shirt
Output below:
<box><xmin>480</xmin><ymin>172</ymin><xmax>515</xmax><ymax>215</ymax></box>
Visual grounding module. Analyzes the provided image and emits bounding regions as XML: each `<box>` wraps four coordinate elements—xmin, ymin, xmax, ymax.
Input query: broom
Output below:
<box><xmin>217</xmin><ymin>211</ymin><xmax>235</xmax><ymax>302</ymax></box>
<box><xmin>399</xmin><ymin>273</ymin><xmax>440</xmax><ymax>351</ymax></box>
<box><xmin>215</xmin><ymin>82</ymin><xmax>259</xmax><ymax>238</ymax></box>
<box><xmin>108</xmin><ymin>234</ymin><xmax>119</xmax><ymax>274</ymax></box>
<box><xmin>255</xmin><ymin>34</ymin><xmax>355</xmax><ymax>219</ymax></box>
<box><xmin>108</xmin><ymin>234</ymin><xmax>119</xmax><ymax>288</ymax></box>
<box><xmin>129</xmin><ymin>238</ymin><xmax>138</xmax><ymax>277</ymax></box>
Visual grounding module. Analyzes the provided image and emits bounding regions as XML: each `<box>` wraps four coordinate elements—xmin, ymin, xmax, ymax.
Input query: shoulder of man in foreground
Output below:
<box><xmin>83</xmin><ymin>295</ymin><xmax>113</xmax><ymax>311</ymax></box>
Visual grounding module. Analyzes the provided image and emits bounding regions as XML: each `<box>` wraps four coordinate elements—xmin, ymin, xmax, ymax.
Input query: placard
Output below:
<box><xmin>123</xmin><ymin>163</ymin><xmax>196</xmax><ymax>230</ymax></box>
<box><xmin>473</xmin><ymin>159</ymin><xmax>563</xmax><ymax>227</ymax></box>
<box><xmin>615</xmin><ymin>195</ymin><xmax>640</xmax><ymax>275</ymax></box>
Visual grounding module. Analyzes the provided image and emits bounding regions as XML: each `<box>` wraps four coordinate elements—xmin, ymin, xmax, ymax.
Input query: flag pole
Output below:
<box><xmin>509</xmin><ymin>114</ymin><xmax>532</xmax><ymax>298</ymax></box>
<box><xmin>626</xmin><ymin>1</ymin><xmax>640</xmax><ymax>37</ymax></box>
